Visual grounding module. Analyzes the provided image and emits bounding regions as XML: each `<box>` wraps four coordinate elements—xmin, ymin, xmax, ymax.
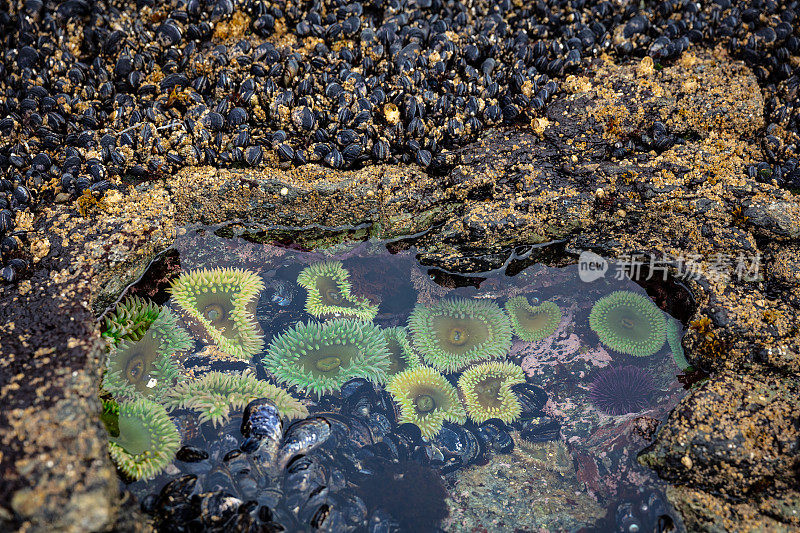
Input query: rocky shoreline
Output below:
<box><xmin>1</xmin><ymin>49</ymin><xmax>799</xmax><ymax>531</ymax></box>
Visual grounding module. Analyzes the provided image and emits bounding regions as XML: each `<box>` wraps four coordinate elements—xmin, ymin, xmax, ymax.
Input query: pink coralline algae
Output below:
<box><xmin>515</xmin><ymin>304</ymin><xmax>613</xmax><ymax>380</ymax></box>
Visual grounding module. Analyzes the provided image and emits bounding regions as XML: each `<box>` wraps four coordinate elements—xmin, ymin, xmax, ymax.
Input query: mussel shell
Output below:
<box><xmin>475</xmin><ymin>420</ymin><xmax>514</xmax><ymax>454</ymax></box>
<box><xmin>195</xmin><ymin>491</ymin><xmax>242</xmax><ymax>527</ymax></box>
<box><xmin>511</xmin><ymin>383</ymin><xmax>548</xmax><ymax>413</ymax></box>
<box><xmin>517</xmin><ymin>415</ymin><xmax>561</xmax><ymax>443</ymax></box>
<box><xmin>155</xmin><ymin>474</ymin><xmax>201</xmax><ymax>523</ymax></box>
<box><xmin>433</xmin><ymin>423</ymin><xmax>486</xmax><ymax>470</ymax></box>
<box><xmin>278</xmin><ymin>416</ymin><xmax>332</xmax><ymax>470</ymax></box>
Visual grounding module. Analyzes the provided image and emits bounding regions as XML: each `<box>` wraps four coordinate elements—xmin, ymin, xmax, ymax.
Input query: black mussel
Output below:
<box><xmin>475</xmin><ymin>419</ymin><xmax>514</xmax><ymax>454</ymax></box>
<box><xmin>432</xmin><ymin>423</ymin><xmax>485</xmax><ymax>473</ymax></box>
<box><xmin>283</xmin><ymin>455</ymin><xmax>328</xmax><ymax>516</ymax></box>
<box><xmin>156</xmin><ymin>474</ymin><xmax>200</xmax><ymax>522</ymax></box>
<box><xmin>517</xmin><ymin>414</ymin><xmax>561</xmax><ymax>442</ymax></box>
<box><xmin>512</xmin><ymin>382</ymin><xmax>548</xmax><ymax>412</ymax></box>
<box><xmin>196</xmin><ymin>490</ymin><xmax>242</xmax><ymax>527</ymax></box>
<box><xmin>278</xmin><ymin>417</ymin><xmax>332</xmax><ymax>470</ymax></box>
<box><xmin>177</xmin><ymin>445</ymin><xmax>209</xmax><ymax>463</ymax></box>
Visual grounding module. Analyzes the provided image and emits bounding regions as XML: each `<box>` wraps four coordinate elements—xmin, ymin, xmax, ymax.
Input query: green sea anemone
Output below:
<box><xmin>169</xmin><ymin>267</ymin><xmax>265</xmax><ymax>360</ymax></box>
<box><xmin>407</xmin><ymin>298</ymin><xmax>512</xmax><ymax>373</ymax></box>
<box><xmin>387</xmin><ymin>366</ymin><xmax>466</xmax><ymax>439</ymax></box>
<box><xmin>457</xmin><ymin>362</ymin><xmax>526</xmax><ymax>424</ymax></box>
<box><xmin>263</xmin><ymin>319</ymin><xmax>391</xmax><ymax>398</ymax></box>
<box><xmin>108</xmin><ymin>398</ymin><xmax>180</xmax><ymax>481</ymax></box>
<box><xmin>589</xmin><ymin>291</ymin><xmax>666</xmax><ymax>357</ymax></box>
<box><xmin>504</xmin><ymin>297</ymin><xmax>561</xmax><ymax>342</ymax></box>
<box><xmin>383</xmin><ymin>327</ymin><xmax>421</xmax><ymax>378</ymax></box>
<box><xmin>164</xmin><ymin>371</ymin><xmax>308</xmax><ymax>427</ymax></box>
<box><xmin>102</xmin><ymin>296</ymin><xmax>161</xmax><ymax>344</ymax></box>
<box><xmin>102</xmin><ymin>306</ymin><xmax>193</xmax><ymax>401</ymax></box>
<box><xmin>103</xmin><ymin>333</ymin><xmax>179</xmax><ymax>401</ymax></box>
<box><xmin>666</xmin><ymin>317</ymin><xmax>691</xmax><ymax>370</ymax></box>
<box><xmin>297</xmin><ymin>260</ymin><xmax>378</xmax><ymax>321</ymax></box>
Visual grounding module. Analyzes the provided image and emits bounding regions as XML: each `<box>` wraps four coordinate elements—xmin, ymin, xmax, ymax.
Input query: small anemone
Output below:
<box><xmin>164</xmin><ymin>371</ymin><xmax>307</xmax><ymax>427</ymax></box>
<box><xmin>383</xmin><ymin>326</ymin><xmax>421</xmax><ymax>378</ymax></box>
<box><xmin>102</xmin><ymin>307</ymin><xmax>193</xmax><ymax>401</ymax></box>
<box><xmin>169</xmin><ymin>267</ymin><xmax>265</xmax><ymax>360</ymax></box>
<box><xmin>102</xmin><ymin>296</ymin><xmax>161</xmax><ymax>344</ymax></box>
<box><xmin>666</xmin><ymin>317</ymin><xmax>691</xmax><ymax>370</ymax></box>
<box><xmin>387</xmin><ymin>366</ymin><xmax>466</xmax><ymax>439</ymax></box>
<box><xmin>589</xmin><ymin>291</ymin><xmax>666</xmax><ymax>357</ymax></box>
<box><xmin>504</xmin><ymin>297</ymin><xmax>561</xmax><ymax>342</ymax></box>
<box><xmin>263</xmin><ymin>319</ymin><xmax>391</xmax><ymax>398</ymax></box>
<box><xmin>407</xmin><ymin>298</ymin><xmax>512</xmax><ymax>373</ymax></box>
<box><xmin>457</xmin><ymin>362</ymin><xmax>526</xmax><ymax>424</ymax></box>
<box><xmin>108</xmin><ymin>398</ymin><xmax>180</xmax><ymax>481</ymax></box>
<box><xmin>297</xmin><ymin>260</ymin><xmax>378</xmax><ymax>321</ymax></box>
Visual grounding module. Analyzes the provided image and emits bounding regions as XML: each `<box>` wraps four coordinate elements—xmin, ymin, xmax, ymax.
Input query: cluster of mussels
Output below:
<box><xmin>4</xmin><ymin>0</ymin><xmax>800</xmax><ymax>281</ymax></box>
<box><xmin>142</xmin><ymin>375</ymin><xmax>560</xmax><ymax>532</ymax></box>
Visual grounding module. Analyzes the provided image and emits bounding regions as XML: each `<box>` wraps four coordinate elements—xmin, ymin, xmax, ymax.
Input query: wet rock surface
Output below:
<box><xmin>2</xmin><ymin>49</ymin><xmax>800</xmax><ymax>531</ymax></box>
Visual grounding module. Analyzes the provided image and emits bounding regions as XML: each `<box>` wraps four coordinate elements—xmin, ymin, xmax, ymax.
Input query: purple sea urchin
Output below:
<box><xmin>297</xmin><ymin>260</ymin><xmax>378</xmax><ymax>321</ymax></box>
<box><xmin>589</xmin><ymin>291</ymin><xmax>666</xmax><ymax>357</ymax></box>
<box><xmin>387</xmin><ymin>366</ymin><xmax>466</xmax><ymax>438</ymax></box>
<box><xmin>169</xmin><ymin>268</ymin><xmax>265</xmax><ymax>360</ymax></box>
<box><xmin>262</xmin><ymin>319</ymin><xmax>391</xmax><ymax>398</ymax></box>
<box><xmin>588</xmin><ymin>365</ymin><xmax>656</xmax><ymax>416</ymax></box>
<box><xmin>458</xmin><ymin>362</ymin><xmax>526</xmax><ymax>424</ymax></box>
<box><xmin>408</xmin><ymin>298</ymin><xmax>512</xmax><ymax>373</ymax></box>
<box><xmin>504</xmin><ymin>297</ymin><xmax>561</xmax><ymax>342</ymax></box>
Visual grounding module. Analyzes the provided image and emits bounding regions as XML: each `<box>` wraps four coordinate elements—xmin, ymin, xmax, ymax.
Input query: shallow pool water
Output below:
<box><xmin>99</xmin><ymin>226</ymin><xmax>691</xmax><ymax>532</ymax></box>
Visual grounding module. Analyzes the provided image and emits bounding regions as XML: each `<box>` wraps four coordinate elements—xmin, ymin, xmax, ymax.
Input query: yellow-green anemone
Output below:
<box><xmin>504</xmin><ymin>297</ymin><xmax>561</xmax><ymax>342</ymax></box>
<box><xmin>407</xmin><ymin>298</ymin><xmax>512</xmax><ymax>373</ymax></box>
<box><xmin>387</xmin><ymin>366</ymin><xmax>466</xmax><ymax>439</ymax></box>
<box><xmin>589</xmin><ymin>290</ymin><xmax>666</xmax><ymax>357</ymax></box>
<box><xmin>102</xmin><ymin>306</ymin><xmax>192</xmax><ymax>401</ymax></box>
<box><xmin>169</xmin><ymin>268</ymin><xmax>264</xmax><ymax>360</ymax></box>
<box><xmin>666</xmin><ymin>317</ymin><xmax>690</xmax><ymax>370</ymax></box>
<box><xmin>297</xmin><ymin>260</ymin><xmax>378</xmax><ymax>321</ymax></box>
<box><xmin>108</xmin><ymin>398</ymin><xmax>180</xmax><ymax>481</ymax></box>
<box><xmin>457</xmin><ymin>362</ymin><xmax>526</xmax><ymax>424</ymax></box>
<box><xmin>263</xmin><ymin>319</ymin><xmax>391</xmax><ymax>398</ymax></box>
<box><xmin>102</xmin><ymin>296</ymin><xmax>161</xmax><ymax>344</ymax></box>
<box><xmin>383</xmin><ymin>326</ymin><xmax>421</xmax><ymax>378</ymax></box>
<box><xmin>164</xmin><ymin>371</ymin><xmax>307</xmax><ymax>427</ymax></box>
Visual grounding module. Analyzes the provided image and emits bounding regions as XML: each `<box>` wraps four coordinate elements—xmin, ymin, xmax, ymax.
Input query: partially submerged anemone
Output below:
<box><xmin>666</xmin><ymin>317</ymin><xmax>691</xmax><ymax>370</ymax></box>
<box><xmin>588</xmin><ymin>365</ymin><xmax>656</xmax><ymax>416</ymax></box>
<box><xmin>102</xmin><ymin>305</ymin><xmax>193</xmax><ymax>401</ymax></box>
<box><xmin>387</xmin><ymin>366</ymin><xmax>466</xmax><ymax>439</ymax></box>
<box><xmin>103</xmin><ymin>331</ymin><xmax>181</xmax><ymax>401</ymax></box>
<box><xmin>504</xmin><ymin>297</ymin><xmax>561</xmax><ymax>342</ymax></box>
<box><xmin>588</xmin><ymin>291</ymin><xmax>666</xmax><ymax>357</ymax></box>
<box><xmin>458</xmin><ymin>362</ymin><xmax>526</xmax><ymax>424</ymax></box>
<box><xmin>383</xmin><ymin>327</ymin><xmax>421</xmax><ymax>378</ymax></box>
<box><xmin>408</xmin><ymin>298</ymin><xmax>512</xmax><ymax>373</ymax></box>
<box><xmin>108</xmin><ymin>398</ymin><xmax>180</xmax><ymax>481</ymax></box>
<box><xmin>169</xmin><ymin>268</ymin><xmax>265</xmax><ymax>360</ymax></box>
<box><xmin>263</xmin><ymin>319</ymin><xmax>391</xmax><ymax>398</ymax></box>
<box><xmin>164</xmin><ymin>371</ymin><xmax>307</xmax><ymax>427</ymax></box>
<box><xmin>297</xmin><ymin>260</ymin><xmax>378</xmax><ymax>321</ymax></box>
<box><xmin>102</xmin><ymin>296</ymin><xmax>161</xmax><ymax>344</ymax></box>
